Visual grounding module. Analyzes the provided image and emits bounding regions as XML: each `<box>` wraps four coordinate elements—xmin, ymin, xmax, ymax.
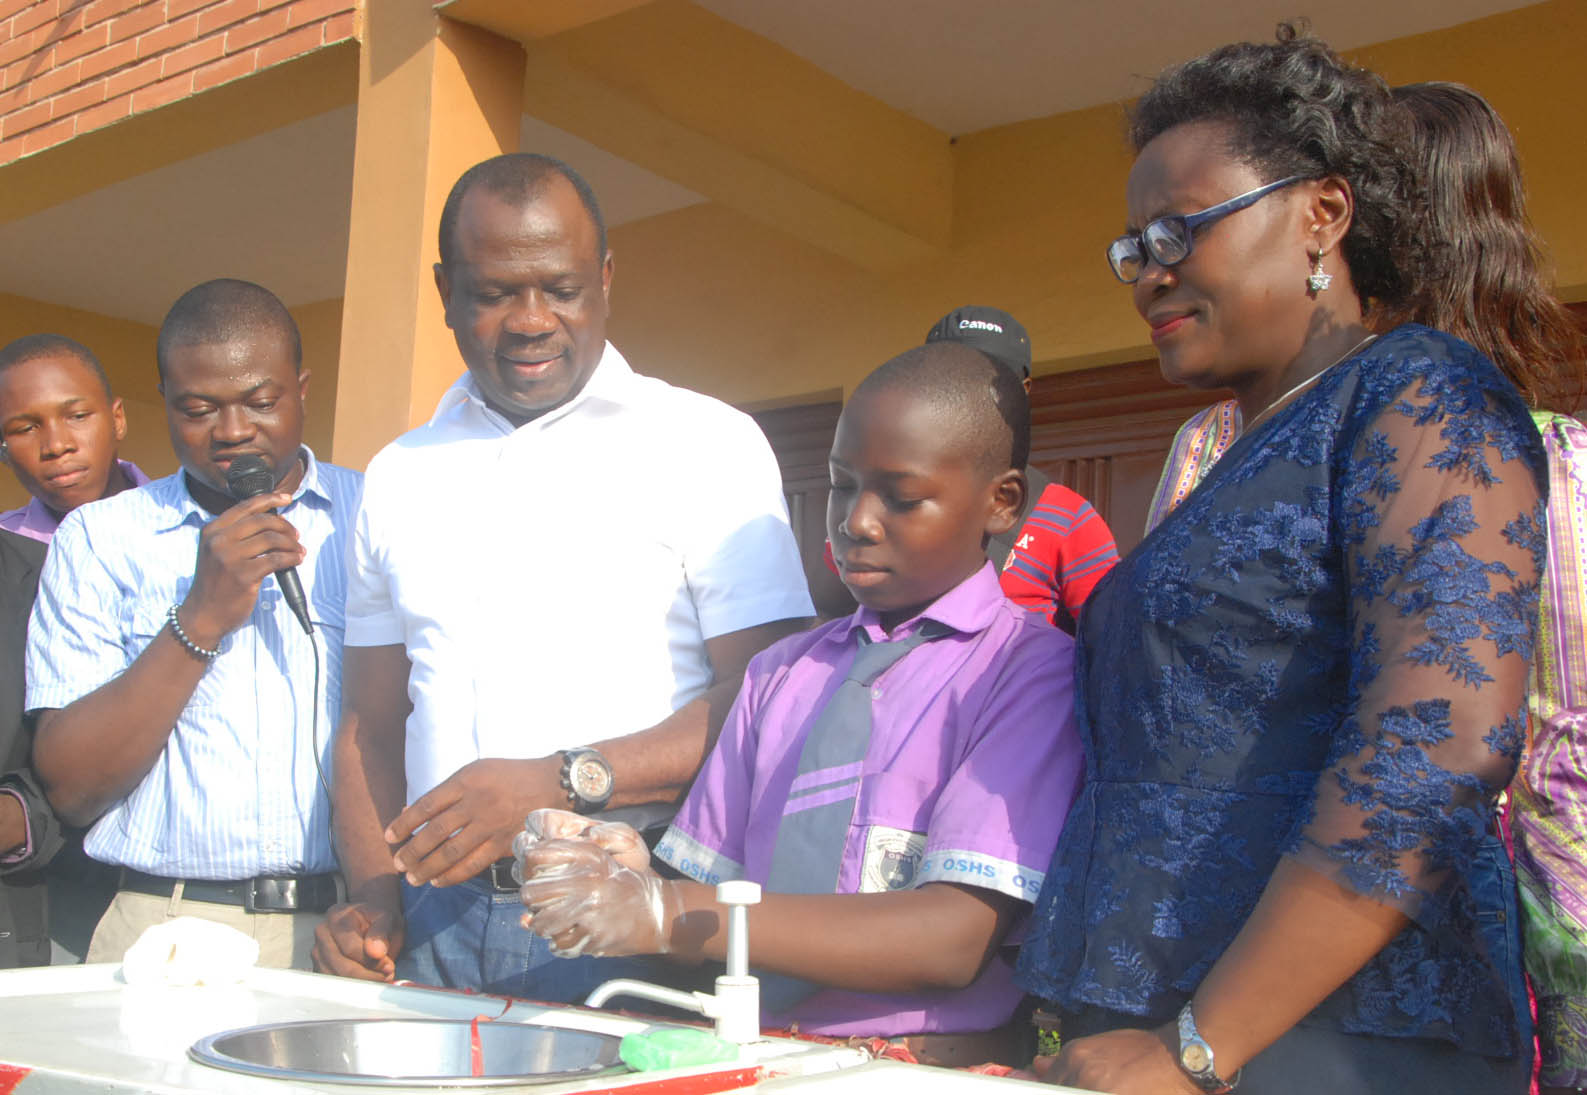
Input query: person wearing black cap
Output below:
<box><xmin>922</xmin><ymin>307</ymin><xmax>1118</xmax><ymax>633</ymax></box>
<box><xmin>817</xmin><ymin>308</ymin><xmax>1119</xmax><ymax>632</ymax></box>
<box><xmin>924</xmin><ymin>306</ymin><xmax>1034</xmax><ymax>385</ymax></box>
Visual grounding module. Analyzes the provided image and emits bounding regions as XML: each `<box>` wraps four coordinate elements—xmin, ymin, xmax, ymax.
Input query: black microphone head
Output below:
<box><xmin>225</xmin><ymin>454</ymin><xmax>276</xmax><ymax>501</ymax></box>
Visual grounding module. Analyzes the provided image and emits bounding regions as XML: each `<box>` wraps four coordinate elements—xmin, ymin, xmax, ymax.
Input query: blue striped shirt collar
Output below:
<box><xmin>150</xmin><ymin>446</ymin><xmax>331</xmax><ymax>531</ymax></box>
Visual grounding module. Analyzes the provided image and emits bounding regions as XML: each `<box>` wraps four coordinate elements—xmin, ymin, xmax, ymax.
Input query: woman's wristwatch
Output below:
<box><xmin>1175</xmin><ymin>1002</ymin><xmax>1241</xmax><ymax>1093</ymax></box>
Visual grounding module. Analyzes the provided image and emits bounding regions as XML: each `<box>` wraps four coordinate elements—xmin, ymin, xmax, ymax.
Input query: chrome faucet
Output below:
<box><xmin>584</xmin><ymin>880</ymin><xmax>762</xmax><ymax>1043</ymax></box>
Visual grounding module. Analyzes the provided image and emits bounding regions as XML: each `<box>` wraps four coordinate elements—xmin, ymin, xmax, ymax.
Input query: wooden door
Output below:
<box><xmin>749</xmin><ymin>400</ymin><xmax>848</xmax><ymax>613</ymax></box>
<box><xmin>1028</xmin><ymin>359</ymin><xmax>1231</xmax><ymax>555</ymax></box>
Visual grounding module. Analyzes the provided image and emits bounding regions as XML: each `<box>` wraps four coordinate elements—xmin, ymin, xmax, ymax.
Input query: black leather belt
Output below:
<box><xmin>476</xmin><ymin>857</ymin><xmax>519</xmax><ymax>893</ymax></box>
<box><xmin>120</xmin><ymin>868</ymin><xmax>340</xmax><ymax>914</ymax></box>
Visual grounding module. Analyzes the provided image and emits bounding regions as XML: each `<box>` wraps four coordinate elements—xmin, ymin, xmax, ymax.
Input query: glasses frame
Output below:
<box><xmin>1106</xmin><ymin>175</ymin><xmax>1310</xmax><ymax>284</ymax></box>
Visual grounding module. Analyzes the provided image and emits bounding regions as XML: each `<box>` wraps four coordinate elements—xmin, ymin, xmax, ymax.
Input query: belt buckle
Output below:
<box><xmin>244</xmin><ymin>878</ymin><xmax>298</xmax><ymax>913</ymax></box>
<box><xmin>488</xmin><ymin>860</ymin><xmax>518</xmax><ymax>892</ymax></box>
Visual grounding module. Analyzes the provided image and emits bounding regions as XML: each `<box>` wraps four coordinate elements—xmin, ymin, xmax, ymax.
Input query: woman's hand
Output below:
<box><xmin>1046</xmin><ymin>1026</ymin><xmax>1201</xmax><ymax>1094</ymax></box>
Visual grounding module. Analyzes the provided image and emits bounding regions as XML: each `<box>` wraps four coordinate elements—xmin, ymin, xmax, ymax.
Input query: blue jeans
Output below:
<box><xmin>1472</xmin><ymin>832</ymin><xmax>1533</xmax><ymax>1056</ymax></box>
<box><xmin>395</xmin><ymin>877</ymin><xmax>667</xmax><ymax>1002</ymax></box>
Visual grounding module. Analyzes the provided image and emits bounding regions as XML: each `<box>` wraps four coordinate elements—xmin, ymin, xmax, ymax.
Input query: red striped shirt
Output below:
<box><xmin>996</xmin><ymin>482</ymin><xmax>1118</xmax><ymax>625</ymax></box>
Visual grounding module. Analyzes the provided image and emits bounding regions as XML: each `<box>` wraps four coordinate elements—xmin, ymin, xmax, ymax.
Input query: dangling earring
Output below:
<box><xmin>1307</xmin><ymin>248</ymin><xmax>1332</xmax><ymax>293</ymax></box>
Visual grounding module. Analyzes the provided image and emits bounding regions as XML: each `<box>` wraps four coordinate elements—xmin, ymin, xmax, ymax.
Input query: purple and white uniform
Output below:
<box><xmin>0</xmin><ymin>459</ymin><xmax>149</xmax><ymax>544</ymax></box>
<box><xmin>656</xmin><ymin>563</ymin><xmax>1083</xmax><ymax>1036</ymax></box>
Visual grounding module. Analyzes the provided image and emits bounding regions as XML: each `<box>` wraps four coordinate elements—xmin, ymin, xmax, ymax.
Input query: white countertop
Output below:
<box><xmin>0</xmin><ymin>965</ymin><xmax>1092</xmax><ymax>1095</ymax></box>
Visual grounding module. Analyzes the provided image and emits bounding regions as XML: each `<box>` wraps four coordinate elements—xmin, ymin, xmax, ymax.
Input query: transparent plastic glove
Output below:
<box><xmin>512</xmin><ymin>809</ymin><xmax>651</xmax><ymax>883</ymax></box>
<box><xmin>518</xmin><ymin>837</ymin><xmax>682</xmax><ymax>958</ymax></box>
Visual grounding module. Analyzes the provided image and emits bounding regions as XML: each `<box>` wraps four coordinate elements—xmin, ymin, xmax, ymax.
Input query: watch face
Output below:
<box><xmin>572</xmin><ymin>758</ymin><xmax>613</xmax><ymax>800</ymax></box>
<box><xmin>1181</xmin><ymin>1044</ymin><xmax>1211</xmax><ymax>1074</ymax></box>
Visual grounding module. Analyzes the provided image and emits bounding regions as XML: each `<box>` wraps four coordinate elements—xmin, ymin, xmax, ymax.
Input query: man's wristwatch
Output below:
<box><xmin>1176</xmin><ymin>1001</ymin><xmax>1240</xmax><ymax>1093</ymax></box>
<box><xmin>560</xmin><ymin>748</ymin><xmax>614</xmax><ymax>814</ymax></box>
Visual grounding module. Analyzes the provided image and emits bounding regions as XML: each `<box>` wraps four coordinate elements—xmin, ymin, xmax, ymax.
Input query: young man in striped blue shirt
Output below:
<box><xmin>26</xmin><ymin>279</ymin><xmax>362</xmax><ymax>968</ymax></box>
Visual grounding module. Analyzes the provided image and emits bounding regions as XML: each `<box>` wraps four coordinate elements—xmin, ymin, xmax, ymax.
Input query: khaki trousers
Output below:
<box><xmin>84</xmin><ymin>886</ymin><xmax>322</xmax><ymax>969</ymax></box>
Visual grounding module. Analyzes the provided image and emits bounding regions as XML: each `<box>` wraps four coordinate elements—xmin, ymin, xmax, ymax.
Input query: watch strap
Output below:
<box><xmin>559</xmin><ymin>747</ymin><xmax>613</xmax><ymax>814</ymax></box>
<box><xmin>1176</xmin><ymin>1002</ymin><xmax>1240</xmax><ymax>1093</ymax></box>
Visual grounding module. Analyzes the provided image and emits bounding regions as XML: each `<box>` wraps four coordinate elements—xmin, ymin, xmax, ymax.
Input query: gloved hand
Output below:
<box><xmin>517</xmin><ymin>835</ymin><xmax>682</xmax><ymax>958</ymax></box>
<box><xmin>512</xmin><ymin>808</ymin><xmax>651</xmax><ymax>881</ymax></box>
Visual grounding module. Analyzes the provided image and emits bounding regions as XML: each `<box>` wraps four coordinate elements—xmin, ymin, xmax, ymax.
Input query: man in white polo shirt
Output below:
<box><xmin>314</xmin><ymin>154</ymin><xmax>813</xmax><ymax>998</ymax></box>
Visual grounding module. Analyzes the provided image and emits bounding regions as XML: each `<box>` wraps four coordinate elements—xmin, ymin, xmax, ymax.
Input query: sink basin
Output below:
<box><xmin>189</xmin><ymin>1017</ymin><xmax>626</xmax><ymax>1087</ymax></box>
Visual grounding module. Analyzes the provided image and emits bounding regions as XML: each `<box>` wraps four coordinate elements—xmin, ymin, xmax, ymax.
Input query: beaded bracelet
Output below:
<box><xmin>166</xmin><ymin>604</ymin><xmax>220</xmax><ymax>661</ymax></box>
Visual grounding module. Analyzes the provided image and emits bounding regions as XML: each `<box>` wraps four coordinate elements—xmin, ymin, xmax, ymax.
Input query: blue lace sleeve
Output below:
<box><xmin>1289</xmin><ymin>368</ymin><xmax>1546</xmax><ymax>921</ymax></box>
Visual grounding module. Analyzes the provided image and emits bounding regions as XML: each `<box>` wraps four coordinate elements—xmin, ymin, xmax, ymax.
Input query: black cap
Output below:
<box><xmin>924</xmin><ymin>306</ymin><xmax>1031</xmax><ymax>378</ymax></box>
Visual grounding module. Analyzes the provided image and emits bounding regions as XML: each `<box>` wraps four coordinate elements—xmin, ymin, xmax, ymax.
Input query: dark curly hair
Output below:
<box><xmin>1128</xmin><ymin>25</ymin><xmax>1419</xmax><ymax>310</ymax></box>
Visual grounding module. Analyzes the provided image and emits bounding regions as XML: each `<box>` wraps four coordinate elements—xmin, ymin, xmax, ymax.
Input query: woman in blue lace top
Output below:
<box><xmin>1015</xmin><ymin>32</ymin><xmax>1544</xmax><ymax>1095</ymax></box>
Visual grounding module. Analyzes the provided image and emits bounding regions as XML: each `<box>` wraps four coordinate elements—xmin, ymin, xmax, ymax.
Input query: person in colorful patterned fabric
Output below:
<box><xmin>514</xmin><ymin>342</ymin><xmax>1082</xmax><ymax>1062</ymax></box>
<box><xmin>1141</xmin><ymin>396</ymin><xmax>1238</xmax><ymax>535</ymax></box>
<box><xmin>1015</xmin><ymin>30</ymin><xmax>1543</xmax><ymax>1094</ymax></box>
<box><xmin>1372</xmin><ymin>82</ymin><xmax>1587</xmax><ymax>1095</ymax></box>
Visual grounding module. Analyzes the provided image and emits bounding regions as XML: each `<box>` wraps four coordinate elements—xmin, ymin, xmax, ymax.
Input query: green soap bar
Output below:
<box><xmin>619</xmin><ymin>1026</ymin><xmax>740</xmax><ymax>1071</ymax></box>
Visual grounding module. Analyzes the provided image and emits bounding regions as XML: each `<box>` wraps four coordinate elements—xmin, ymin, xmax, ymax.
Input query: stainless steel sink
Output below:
<box><xmin>189</xmin><ymin>1018</ymin><xmax>626</xmax><ymax>1087</ymax></box>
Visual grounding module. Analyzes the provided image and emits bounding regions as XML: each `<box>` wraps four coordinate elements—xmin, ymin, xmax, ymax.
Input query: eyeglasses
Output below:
<box><xmin>1106</xmin><ymin>175</ymin><xmax>1308</xmax><ymax>284</ymax></box>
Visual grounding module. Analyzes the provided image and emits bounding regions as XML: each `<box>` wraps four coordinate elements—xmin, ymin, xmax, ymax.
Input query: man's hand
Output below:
<box><xmin>313</xmin><ymin>900</ymin><xmax>406</xmax><ymax>982</ymax></box>
<box><xmin>178</xmin><ymin>492</ymin><xmax>303</xmax><ymax>648</ymax></box>
<box><xmin>386</xmin><ymin>758</ymin><xmax>564</xmax><ymax>888</ymax></box>
<box><xmin>1047</xmin><ymin>1026</ymin><xmax>1201</xmax><ymax>1093</ymax></box>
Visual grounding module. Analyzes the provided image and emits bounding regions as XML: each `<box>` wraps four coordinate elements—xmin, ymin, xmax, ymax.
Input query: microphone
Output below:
<box><xmin>225</xmin><ymin>453</ymin><xmax>313</xmax><ymax>635</ymax></box>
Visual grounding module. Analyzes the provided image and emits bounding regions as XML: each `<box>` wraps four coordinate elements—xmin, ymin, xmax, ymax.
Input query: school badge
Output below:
<box><xmin>859</xmin><ymin>825</ymin><xmax>926</xmax><ymax>893</ymax></box>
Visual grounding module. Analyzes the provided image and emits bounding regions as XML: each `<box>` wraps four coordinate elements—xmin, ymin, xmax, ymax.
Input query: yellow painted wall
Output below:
<box><xmin>0</xmin><ymin>1</ymin><xmax>1579</xmax><ymax>475</ymax></box>
<box><xmin>292</xmin><ymin>297</ymin><xmax>344</xmax><ymax>465</ymax></box>
<box><xmin>601</xmin><ymin>93</ymin><xmax>1142</xmax><ymax>409</ymax></box>
<box><xmin>332</xmin><ymin>5</ymin><xmax>525</xmax><ymax>472</ymax></box>
<box><xmin>0</xmin><ymin>292</ymin><xmax>342</xmax><ymax>510</ymax></box>
<box><xmin>545</xmin><ymin>0</ymin><xmax>953</xmax><ymax>250</ymax></box>
<box><xmin>603</xmin><ymin>0</ymin><xmax>1586</xmax><ymax>409</ymax></box>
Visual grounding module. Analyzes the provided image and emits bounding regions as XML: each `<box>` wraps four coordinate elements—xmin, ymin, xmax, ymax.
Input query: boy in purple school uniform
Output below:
<box><xmin>0</xmin><ymin>334</ymin><xmax>149</xmax><ymax>543</ymax></box>
<box><xmin>516</xmin><ymin>342</ymin><xmax>1082</xmax><ymax>1057</ymax></box>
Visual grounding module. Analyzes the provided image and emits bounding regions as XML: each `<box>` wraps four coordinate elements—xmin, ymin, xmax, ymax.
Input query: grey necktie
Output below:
<box><xmin>759</xmin><ymin>622</ymin><xmax>948</xmax><ymax>1011</ymax></box>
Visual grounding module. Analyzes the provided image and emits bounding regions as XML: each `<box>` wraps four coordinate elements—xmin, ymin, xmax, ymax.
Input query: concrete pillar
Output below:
<box><xmin>331</xmin><ymin>4</ymin><xmax>524</xmax><ymax>469</ymax></box>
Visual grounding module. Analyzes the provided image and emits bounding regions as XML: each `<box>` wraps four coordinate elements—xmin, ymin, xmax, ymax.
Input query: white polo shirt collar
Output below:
<box><xmin>430</xmin><ymin>341</ymin><xmax>635</xmax><ymax>434</ymax></box>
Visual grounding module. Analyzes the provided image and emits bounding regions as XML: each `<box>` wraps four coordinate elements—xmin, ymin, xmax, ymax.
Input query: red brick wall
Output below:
<box><xmin>0</xmin><ymin>0</ymin><xmax>357</xmax><ymax>165</ymax></box>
